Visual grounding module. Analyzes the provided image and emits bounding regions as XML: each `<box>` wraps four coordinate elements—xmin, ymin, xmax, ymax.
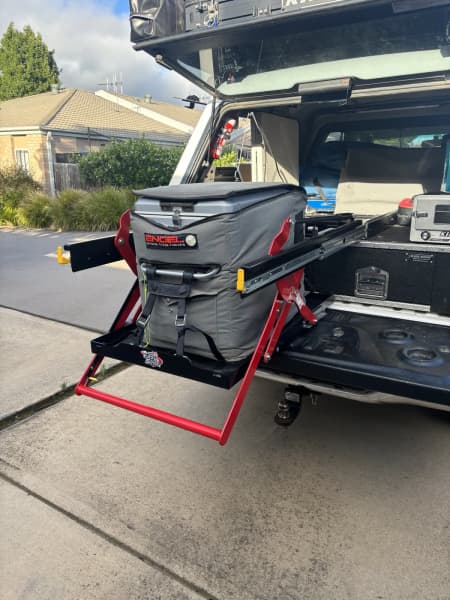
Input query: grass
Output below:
<box><xmin>18</xmin><ymin>194</ymin><xmax>53</xmax><ymax>228</ymax></box>
<box><xmin>77</xmin><ymin>187</ymin><xmax>134</xmax><ymax>231</ymax></box>
<box><xmin>50</xmin><ymin>187</ymin><xmax>134</xmax><ymax>231</ymax></box>
<box><xmin>1</xmin><ymin>186</ymin><xmax>135</xmax><ymax>231</ymax></box>
<box><xmin>50</xmin><ymin>188</ymin><xmax>87</xmax><ymax>230</ymax></box>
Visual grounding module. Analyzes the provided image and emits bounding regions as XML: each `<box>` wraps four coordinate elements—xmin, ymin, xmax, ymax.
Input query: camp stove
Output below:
<box><xmin>410</xmin><ymin>194</ymin><xmax>450</xmax><ymax>244</ymax></box>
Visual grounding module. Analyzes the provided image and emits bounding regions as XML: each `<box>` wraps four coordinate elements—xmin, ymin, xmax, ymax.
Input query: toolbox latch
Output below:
<box><xmin>354</xmin><ymin>266</ymin><xmax>389</xmax><ymax>300</ymax></box>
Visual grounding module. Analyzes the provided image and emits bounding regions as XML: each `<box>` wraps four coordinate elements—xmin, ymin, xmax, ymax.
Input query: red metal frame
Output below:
<box><xmin>114</xmin><ymin>210</ymin><xmax>137</xmax><ymax>275</ymax></box>
<box><xmin>75</xmin><ymin>213</ymin><xmax>315</xmax><ymax>445</ymax></box>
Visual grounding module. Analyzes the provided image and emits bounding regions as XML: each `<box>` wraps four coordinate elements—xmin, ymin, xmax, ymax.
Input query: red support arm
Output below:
<box><xmin>76</xmin><ymin>294</ymin><xmax>286</xmax><ymax>445</ymax></box>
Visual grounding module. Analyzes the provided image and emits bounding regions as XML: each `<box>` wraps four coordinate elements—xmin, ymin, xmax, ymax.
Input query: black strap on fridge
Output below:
<box><xmin>137</xmin><ymin>266</ymin><xmax>224</xmax><ymax>361</ymax></box>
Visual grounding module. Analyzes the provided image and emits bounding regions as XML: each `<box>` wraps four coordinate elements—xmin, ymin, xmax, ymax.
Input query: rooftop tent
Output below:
<box><xmin>128</xmin><ymin>0</ymin><xmax>450</xmax><ymax>44</ymax></box>
<box><xmin>128</xmin><ymin>0</ymin><xmax>382</xmax><ymax>43</ymax></box>
<box><xmin>129</xmin><ymin>0</ymin><xmax>185</xmax><ymax>42</ymax></box>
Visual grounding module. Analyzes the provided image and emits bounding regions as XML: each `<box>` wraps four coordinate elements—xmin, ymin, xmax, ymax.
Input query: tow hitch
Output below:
<box><xmin>274</xmin><ymin>386</ymin><xmax>303</xmax><ymax>427</ymax></box>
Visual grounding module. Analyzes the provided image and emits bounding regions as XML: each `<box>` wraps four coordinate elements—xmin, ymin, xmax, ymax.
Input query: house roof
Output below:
<box><xmin>0</xmin><ymin>89</ymin><xmax>195</xmax><ymax>143</ymax></box>
<box><xmin>0</xmin><ymin>89</ymin><xmax>74</xmax><ymax>128</ymax></box>
<box><xmin>115</xmin><ymin>93</ymin><xmax>202</xmax><ymax>128</ymax></box>
<box><xmin>48</xmin><ymin>90</ymin><xmax>189</xmax><ymax>140</ymax></box>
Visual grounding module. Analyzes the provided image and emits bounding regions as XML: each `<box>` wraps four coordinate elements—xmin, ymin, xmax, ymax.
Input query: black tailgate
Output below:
<box><xmin>264</xmin><ymin>309</ymin><xmax>450</xmax><ymax>406</ymax></box>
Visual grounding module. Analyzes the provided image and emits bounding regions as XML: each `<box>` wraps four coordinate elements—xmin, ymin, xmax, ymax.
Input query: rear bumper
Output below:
<box><xmin>256</xmin><ymin>369</ymin><xmax>450</xmax><ymax>412</ymax></box>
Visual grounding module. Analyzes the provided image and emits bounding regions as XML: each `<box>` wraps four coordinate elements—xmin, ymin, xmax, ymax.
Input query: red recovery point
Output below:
<box><xmin>75</xmin><ymin>212</ymin><xmax>316</xmax><ymax>445</ymax></box>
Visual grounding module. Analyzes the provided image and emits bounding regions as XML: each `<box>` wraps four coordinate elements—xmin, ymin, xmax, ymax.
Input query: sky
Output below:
<box><xmin>1</xmin><ymin>0</ymin><xmax>206</xmax><ymax>104</ymax></box>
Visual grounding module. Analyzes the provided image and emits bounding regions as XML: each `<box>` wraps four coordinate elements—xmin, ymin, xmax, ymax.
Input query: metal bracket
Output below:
<box><xmin>237</xmin><ymin>220</ymin><xmax>366</xmax><ymax>295</ymax></box>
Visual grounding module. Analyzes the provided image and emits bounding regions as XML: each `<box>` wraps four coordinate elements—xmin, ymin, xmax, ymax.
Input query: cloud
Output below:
<box><xmin>0</xmin><ymin>0</ymin><xmax>207</xmax><ymax>103</ymax></box>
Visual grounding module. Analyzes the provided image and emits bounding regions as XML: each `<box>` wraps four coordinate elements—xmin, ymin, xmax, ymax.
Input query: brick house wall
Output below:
<box><xmin>0</xmin><ymin>132</ymin><xmax>107</xmax><ymax>194</ymax></box>
<box><xmin>0</xmin><ymin>135</ymin><xmax>15</xmax><ymax>167</ymax></box>
<box><xmin>0</xmin><ymin>133</ymin><xmax>53</xmax><ymax>193</ymax></box>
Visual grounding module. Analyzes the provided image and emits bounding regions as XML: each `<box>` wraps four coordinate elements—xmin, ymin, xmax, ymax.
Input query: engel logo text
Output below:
<box><xmin>144</xmin><ymin>232</ymin><xmax>198</xmax><ymax>249</ymax></box>
<box><xmin>145</xmin><ymin>234</ymin><xmax>184</xmax><ymax>244</ymax></box>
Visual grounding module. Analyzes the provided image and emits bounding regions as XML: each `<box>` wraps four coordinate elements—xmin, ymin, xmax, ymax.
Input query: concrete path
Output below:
<box><xmin>1</xmin><ymin>362</ymin><xmax>449</xmax><ymax>600</ymax></box>
<box><xmin>0</xmin><ymin>307</ymin><xmax>117</xmax><ymax>420</ymax></box>
<box><xmin>0</xmin><ymin>482</ymin><xmax>203</xmax><ymax>600</ymax></box>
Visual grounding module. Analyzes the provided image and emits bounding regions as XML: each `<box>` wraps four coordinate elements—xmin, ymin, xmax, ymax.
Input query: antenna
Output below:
<box><xmin>97</xmin><ymin>73</ymin><xmax>124</xmax><ymax>95</ymax></box>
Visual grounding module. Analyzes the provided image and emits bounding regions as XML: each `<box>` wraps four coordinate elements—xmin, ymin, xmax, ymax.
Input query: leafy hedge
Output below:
<box><xmin>78</xmin><ymin>139</ymin><xmax>183</xmax><ymax>189</ymax></box>
<box><xmin>0</xmin><ymin>166</ymin><xmax>41</xmax><ymax>225</ymax></box>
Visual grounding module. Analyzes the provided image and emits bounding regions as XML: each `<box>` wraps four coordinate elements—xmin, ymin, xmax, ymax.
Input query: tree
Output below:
<box><xmin>78</xmin><ymin>139</ymin><xmax>183</xmax><ymax>189</ymax></box>
<box><xmin>0</xmin><ymin>23</ymin><xmax>60</xmax><ymax>100</ymax></box>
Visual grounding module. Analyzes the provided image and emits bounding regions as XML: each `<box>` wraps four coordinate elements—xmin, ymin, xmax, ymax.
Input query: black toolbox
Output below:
<box><xmin>306</xmin><ymin>224</ymin><xmax>450</xmax><ymax>316</ymax></box>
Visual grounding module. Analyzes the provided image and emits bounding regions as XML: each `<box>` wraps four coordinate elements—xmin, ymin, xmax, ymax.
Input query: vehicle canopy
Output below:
<box><xmin>129</xmin><ymin>0</ymin><xmax>450</xmax><ymax>100</ymax></box>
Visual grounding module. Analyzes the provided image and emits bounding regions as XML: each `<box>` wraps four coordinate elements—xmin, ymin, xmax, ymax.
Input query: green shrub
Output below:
<box><xmin>0</xmin><ymin>166</ymin><xmax>41</xmax><ymax>224</ymax></box>
<box><xmin>0</xmin><ymin>204</ymin><xmax>21</xmax><ymax>225</ymax></box>
<box><xmin>77</xmin><ymin>187</ymin><xmax>134</xmax><ymax>231</ymax></box>
<box><xmin>18</xmin><ymin>194</ymin><xmax>52</xmax><ymax>228</ymax></box>
<box><xmin>50</xmin><ymin>187</ymin><xmax>133</xmax><ymax>231</ymax></box>
<box><xmin>214</xmin><ymin>147</ymin><xmax>239</xmax><ymax>166</ymax></box>
<box><xmin>0</xmin><ymin>166</ymin><xmax>41</xmax><ymax>201</ymax></box>
<box><xmin>50</xmin><ymin>189</ymin><xmax>87</xmax><ymax>230</ymax></box>
<box><xmin>78</xmin><ymin>139</ymin><xmax>183</xmax><ymax>189</ymax></box>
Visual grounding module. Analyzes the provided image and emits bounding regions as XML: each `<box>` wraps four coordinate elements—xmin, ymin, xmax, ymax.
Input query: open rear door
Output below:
<box><xmin>129</xmin><ymin>0</ymin><xmax>450</xmax><ymax>103</ymax></box>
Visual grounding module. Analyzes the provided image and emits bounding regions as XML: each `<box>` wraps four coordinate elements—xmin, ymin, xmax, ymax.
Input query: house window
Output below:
<box><xmin>15</xmin><ymin>149</ymin><xmax>30</xmax><ymax>173</ymax></box>
<box><xmin>55</xmin><ymin>152</ymin><xmax>87</xmax><ymax>164</ymax></box>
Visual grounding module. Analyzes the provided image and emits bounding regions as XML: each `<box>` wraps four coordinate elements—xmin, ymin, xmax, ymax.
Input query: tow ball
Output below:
<box><xmin>274</xmin><ymin>386</ymin><xmax>303</xmax><ymax>427</ymax></box>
